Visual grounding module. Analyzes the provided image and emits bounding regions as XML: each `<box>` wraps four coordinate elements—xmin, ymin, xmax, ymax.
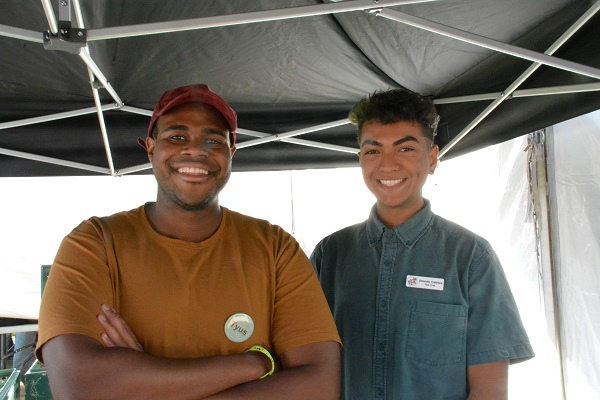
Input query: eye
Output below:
<box><xmin>205</xmin><ymin>136</ymin><xmax>227</xmax><ymax>146</ymax></box>
<box><xmin>399</xmin><ymin>146</ymin><xmax>414</xmax><ymax>152</ymax></box>
<box><xmin>363</xmin><ymin>148</ymin><xmax>379</xmax><ymax>155</ymax></box>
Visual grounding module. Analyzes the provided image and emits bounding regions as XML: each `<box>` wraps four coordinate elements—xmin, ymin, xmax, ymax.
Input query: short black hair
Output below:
<box><xmin>349</xmin><ymin>88</ymin><xmax>439</xmax><ymax>143</ymax></box>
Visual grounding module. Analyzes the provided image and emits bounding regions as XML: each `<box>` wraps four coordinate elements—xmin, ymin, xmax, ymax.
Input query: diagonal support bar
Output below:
<box><xmin>87</xmin><ymin>69</ymin><xmax>116</xmax><ymax>176</ymax></box>
<box><xmin>377</xmin><ymin>8</ymin><xmax>600</xmax><ymax>80</ymax></box>
<box><xmin>71</xmin><ymin>0</ymin><xmax>116</xmax><ymax>176</ymax></box>
<box><xmin>0</xmin><ymin>24</ymin><xmax>42</xmax><ymax>43</ymax></box>
<box><xmin>237</xmin><ymin>128</ymin><xmax>358</xmax><ymax>154</ymax></box>
<box><xmin>40</xmin><ymin>0</ymin><xmax>58</xmax><ymax>35</ymax></box>
<box><xmin>435</xmin><ymin>82</ymin><xmax>600</xmax><ymax>105</ymax></box>
<box><xmin>78</xmin><ymin>47</ymin><xmax>124</xmax><ymax>107</ymax></box>
<box><xmin>0</xmin><ymin>147</ymin><xmax>111</xmax><ymax>175</ymax></box>
<box><xmin>235</xmin><ymin>119</ymin><xmax>351</xmax><ymax>149</ymax></box>
<box><xmin>0</xmin><ymin>104</ymin><xmax>120</xmax><ymax>131</ymax></box>
<box><xmin>87</xmin><ymin>0</ymin><xmax>438</xmax><ymax>41</ymax></box>
<box><xmin>437</xmin><ymin>0</ymin><xmax>600</xmax><ymax>157</ymax></box>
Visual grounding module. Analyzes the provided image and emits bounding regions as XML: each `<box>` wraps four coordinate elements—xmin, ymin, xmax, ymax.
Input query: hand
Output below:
<box><xmin>97</xmin><ymin>304</ymin><xmax>143</xmax><ymax>352</ymax></box>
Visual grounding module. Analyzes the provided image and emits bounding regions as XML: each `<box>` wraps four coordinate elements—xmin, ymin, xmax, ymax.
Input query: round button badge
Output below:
<box><xmin>224</xmin><ymin>313</ymin><xmax>254</xmax><ymax>343</ymax></box>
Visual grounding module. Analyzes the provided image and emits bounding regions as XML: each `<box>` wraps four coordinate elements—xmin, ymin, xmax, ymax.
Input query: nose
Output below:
<box><xmin>378</xmin><ymin>151</ymin><xmax>399</xmax><ymax>172</ymax></box>
<box><xmin>181</xmin><ymin>136</ymin><xmax>208</xmax><ymax>156</ymax></box>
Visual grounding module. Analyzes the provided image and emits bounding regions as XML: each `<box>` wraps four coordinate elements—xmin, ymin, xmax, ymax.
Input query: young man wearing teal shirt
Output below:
<box><xmin>311</xmin><ymin>89</ymin><xmax>534</xmax><ymax>399</ymax></box>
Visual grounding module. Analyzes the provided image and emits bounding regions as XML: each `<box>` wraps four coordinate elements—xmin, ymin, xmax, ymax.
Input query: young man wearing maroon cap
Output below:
<box><xmin>36</xmin><ymin>84</ymin><xmax>341</xmax><ymax>399</ymax></box>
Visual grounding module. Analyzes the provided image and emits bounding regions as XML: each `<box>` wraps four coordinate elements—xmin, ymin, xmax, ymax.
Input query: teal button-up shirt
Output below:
<box><xmin>311</xmin><ymin>200</ymin><xmax>534</xmax><ymax>399</ymax></box>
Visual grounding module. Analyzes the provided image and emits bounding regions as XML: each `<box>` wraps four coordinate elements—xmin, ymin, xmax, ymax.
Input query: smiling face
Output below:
<box><xmin>146</xmin><ymin>102</ymin><xmax>236</xmax><ymax>212</ymax></box>
<box><xmin>358</xmin><ymin>120</ymin><xmax>438</xmax><ymax>227</ymax></box>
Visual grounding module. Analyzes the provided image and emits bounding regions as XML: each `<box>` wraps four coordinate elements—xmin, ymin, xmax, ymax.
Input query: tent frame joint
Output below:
<box><xmin>43</xmin><ymin>24</ymin><xmax>86</xmax><ymax>54</ymax></box>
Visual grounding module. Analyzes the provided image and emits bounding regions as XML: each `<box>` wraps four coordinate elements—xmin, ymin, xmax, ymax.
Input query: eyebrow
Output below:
<box><xmin>360</xmin><ymin>135</ymin><xmax>421</xmax><ymax>147</ymax></box>
<box><xmin>161</xmin><ymin>125</ymin><xmax>228</xmax><ymax>138</ymax></box>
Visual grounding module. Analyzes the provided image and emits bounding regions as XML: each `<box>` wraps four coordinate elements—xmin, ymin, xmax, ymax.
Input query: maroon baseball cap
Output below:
<box><xmin>140</xmin><ymin>84</ymin><xmax>237</xmax><ymax>149</ymax></box>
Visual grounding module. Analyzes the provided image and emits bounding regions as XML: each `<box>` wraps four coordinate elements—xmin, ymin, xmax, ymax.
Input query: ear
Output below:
<box><xmin>357</xmin><ymin>151</ymin><xmax>362</xmax><ymax>165</ymax></box>
<box><xmin>230</xmin><ymin>144</ymin><xmax>237</xmax><ymax>157</ymax></box>
<box><xmin>428</xmin><ymin>145</ymin><xmax>439</xmax><ymax>174</ymax></box>
<box><xmin>146</xmin><ymin>137</ymin><xmax>156</xmax><ymax>163</ymax></box>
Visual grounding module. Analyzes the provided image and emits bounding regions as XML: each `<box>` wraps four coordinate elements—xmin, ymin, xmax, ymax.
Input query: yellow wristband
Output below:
<box><xmin>246</xmin><ymin>345</ymin><xmax>275</xmax><ymax>379</ymax></box>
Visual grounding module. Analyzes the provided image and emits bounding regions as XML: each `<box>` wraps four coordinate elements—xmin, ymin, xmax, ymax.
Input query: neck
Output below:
<box><xmin>145</xmin><ymin>201</ymin><xmax>223</xmax><ymax>242</ymax></box>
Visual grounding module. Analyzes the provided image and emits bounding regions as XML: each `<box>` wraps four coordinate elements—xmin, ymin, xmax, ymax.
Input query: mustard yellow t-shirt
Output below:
<box><xmin>37</xmin><ymin>205</ymin><xmax>340</xmax><ymax>361</ymax></box>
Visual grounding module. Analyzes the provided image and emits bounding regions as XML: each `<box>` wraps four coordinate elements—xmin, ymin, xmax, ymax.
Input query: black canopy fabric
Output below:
<box><xmin>1</xmin><ymin>0</ymin><xmax>599</xmax><ymax>177</ymax></box>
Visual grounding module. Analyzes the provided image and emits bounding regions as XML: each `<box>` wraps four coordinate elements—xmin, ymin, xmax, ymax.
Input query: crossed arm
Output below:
<box><xmin>40</xmin><ymin>306</ymin><xmax>340</xmax><ymax>400</ymax></box>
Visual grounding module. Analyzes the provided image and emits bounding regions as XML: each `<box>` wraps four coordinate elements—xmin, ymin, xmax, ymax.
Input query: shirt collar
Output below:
<box><xmin>366</xmin><ymin>199</ymin><xmax>434</xmax><ymax>248</ymax></box>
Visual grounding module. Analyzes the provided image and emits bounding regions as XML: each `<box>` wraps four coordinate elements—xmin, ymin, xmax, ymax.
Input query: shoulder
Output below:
<box><xmin>224</xmin><ymin>207</ymin><xmax>272</xmax><ymax>226</ymax></box>
<box><xmin>429</xmin><ymin>214</ymin><xmax>499</xmax><ymax>273</ymax></box>
<box><xmin>224</xmin><ymin>207</ymin><xmax>285</xmax><ymax>235</ymax></box>
<box><xmin>312</xmin><ymin>221</ymin><xmax>367</xmax><ymax>257</ymax></box>
<box><xmin>222</xmin><ymin>208</ymin><xmax>298</xmax><ymax>252</ymax></box>
<box><xmin>430</xmin><ymin>214</ymin><xmax>493</xmax><ymax>251</ymax></box>
<box><xmin>321</xmin><ymin>221</ymin><xmax>366</xmax><ymax>244</ymax></box>
<box><xmin>71</xmin><ymin>206</ymin><xmax>145</xmax><ymax>238</ymax></box>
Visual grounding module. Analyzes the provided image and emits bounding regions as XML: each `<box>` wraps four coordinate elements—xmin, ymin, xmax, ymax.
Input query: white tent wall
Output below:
<box><xmin>548</xmin><ymin>110</ymin><xmax>600</xmax><ymax>399</ymax></box>
<box><xmin>3</xmin><ymin>111</ymin><xmax>600</xmax><ymax>397</ymax></box>
<box><xmin>416</xmin><ymin>134</ymin><xmax>564</xmax><ymax>399</ymax></box>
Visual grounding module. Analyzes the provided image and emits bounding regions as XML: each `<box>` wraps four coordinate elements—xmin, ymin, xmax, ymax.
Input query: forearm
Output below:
<box><xmin>206</xmin><ymin>362</ymin><xmax>339</xmax><ymax>400</ymax></box>
<box><xmin>207</xmin><ymin>341</ymin><xmax>341</xmax><ymax>400</ymax></box>
<box><xmin>467</xmin><ymin>360</ymin><xmax>509</xmax><ymax>400</ymax></box>
<box><xmin>42</xmin><ymin>334</ymin><xmax>267</xmax><ymax>400</ymax></box>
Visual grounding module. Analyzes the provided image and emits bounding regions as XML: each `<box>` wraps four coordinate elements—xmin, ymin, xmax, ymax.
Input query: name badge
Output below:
<box><xmin>406</xmin><ymin>275</ymin><xmax>444</xmax><ymax>291</ymax></box>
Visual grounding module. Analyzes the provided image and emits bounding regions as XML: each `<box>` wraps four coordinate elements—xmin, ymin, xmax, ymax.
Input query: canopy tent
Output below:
<box><xmin>1</xmin><ymin>0</ymin><xmax>599</xmax><ymax>177</ymax></box>
<box><xmin>2</xmin><ymin>2</ymin><xmax>600</xmax><ymax>397</ymax></box>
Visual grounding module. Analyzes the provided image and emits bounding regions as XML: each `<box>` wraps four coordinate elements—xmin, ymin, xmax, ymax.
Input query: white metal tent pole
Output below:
<box><xmin>86</xmin><ymin>0</ymin><xmax>437</xmax><ymax>41</ymax></box>
<box><xmin>82</xmin><ymin>54</ymin><xmax>116</xmax><ymax>176</ymax></box>
<box><xmin>236</xmin><ymin>119</ymin><xmax>350</xmax><ymax>149</ymax></box>
<box><xmin>377</xmin><ymin>8</ymin><xmax>600</xmax><ymax>80</ymax></box>
<box><xmin>278</xmin><ymin>137</ymin><xmax>357</xmax><ymax>154</ymax></box>
<box><xmin>78</xmin><ymin>49</ymin><xmax>123</xmax><ymax>108</ymax></box>
<box><xmin>0</xmin><ymin>104</ymin><xmax>118</xmax><ymax>182</ymax></box>
<box><xmin>119</xmin><ymin>106</ymin><xmax>152</xmax><ymax>117</ymax></box>
<box><xmin>0</xmin><ymin>24</ymin><xmax>42</xmax><ymax>42</ymax></box>
<box><xmin>436</xmin><ymin>0</ymin><xmax>600</xmax><ymax>157</ymax></box>
<box><xmin>71</xmin><ymin>0</ymin><xmax>117</xmax><ymax>176</ymax></box>
<box><xmin>72</xmin><ymin>0</ymin><xmax>84</xmax><ymax>27</ymax></box>
<box><xmin>40</xmin><ymin>0</ymin><xmax>58</xmax><ymax>35</ymax></box>
<box><xmin>236</xmin><ymin>128</ymin><xmax>358</xmax><ymax>154</ymax></box>
<box><xmin>117</xmin><ymin>107</ymin><xmax>358</xmax><ymax>154</ymax></box>
<box><xmin>115</xmin><ymin>134</ymin><xmax>360</xmax><ymax>176</ymax></box>
<box><xmin>528</xmin><ymin>131</ymin><xmax>567</xmax><ymax>400</ymax></box>
<box><xmin>117</xmin><ymin>163</ymin><xmax>152</xmax><ymax>176</ymax></box>
<box><xmin>434</xmin><ymin>82</ymin><xmax>600</xmax><ymax>105</ymax></box>
<box><xmin>379</xmin><ymin>0</ymin><xmax>600</xmax><ymax>157</ymax></box>
<box><xmin>0</xmin><ymin>105</ymin><xmax>119</xmax><ymax>130</ymax></box>
<box><xmin>0</xmin><ymin>147</ymin><xmax>111</xmax><ymax>175</ymax></box>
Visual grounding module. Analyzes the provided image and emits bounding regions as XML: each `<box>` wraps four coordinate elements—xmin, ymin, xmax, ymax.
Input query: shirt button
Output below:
<box><xmin>406</xmin><ymin>240</ymin><xmax>412</xmax><ymax>245</ymax></box>
<box><xmin>378</xmin><ymin>343</ymin><xmax>385</xmax><ymax>351</ymax></box>
<box><xmin>377</xmin><ymin>388</ymin><xmax>384</xmax><ymax>396</ymax></box>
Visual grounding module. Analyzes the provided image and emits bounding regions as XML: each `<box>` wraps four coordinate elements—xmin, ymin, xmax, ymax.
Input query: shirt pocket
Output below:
<box><xmin>405</xmin><ymin>300</ymin><xmax>467</xmax><ymax>366</ymax></box>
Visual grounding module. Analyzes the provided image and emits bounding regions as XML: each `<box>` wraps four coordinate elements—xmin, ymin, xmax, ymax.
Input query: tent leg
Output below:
<box><xmin>527</xmin><ymin>130</ymin><xmax>566</xmax><ymax>400</ymax></box>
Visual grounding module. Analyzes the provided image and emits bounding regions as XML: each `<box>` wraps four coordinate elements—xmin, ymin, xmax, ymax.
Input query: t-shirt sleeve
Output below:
<box><xmin>36</xmin><ymin>218</ymin><xmax>113</xmax><ymax>362</ymax></box>
<box><xmin>466</xmin><ymin>246</ymin><xmax>534</xmax><ymax>366</ymax></box>
<box><xmin>271</xmin><ymin>229</ymin><xmax>341</xmax><ymax>356</ymax></box>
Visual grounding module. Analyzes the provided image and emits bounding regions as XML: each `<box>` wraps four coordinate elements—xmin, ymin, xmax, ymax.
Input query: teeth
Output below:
<box><xmin>380</xmin><ymin>179</ymin><xmax>405</xmax><ymax>186</ymax></box>
<box><xmin>178</xmin><ymin>167</ymin><xmax>209</xmax><ymax>175</ymax></box>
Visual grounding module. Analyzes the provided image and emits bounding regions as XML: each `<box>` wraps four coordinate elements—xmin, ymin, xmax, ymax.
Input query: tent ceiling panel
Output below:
<box><xmin>0</xmin><ymin>0</ymin><xmax>599</xmax><ymax>176</ymax></box>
